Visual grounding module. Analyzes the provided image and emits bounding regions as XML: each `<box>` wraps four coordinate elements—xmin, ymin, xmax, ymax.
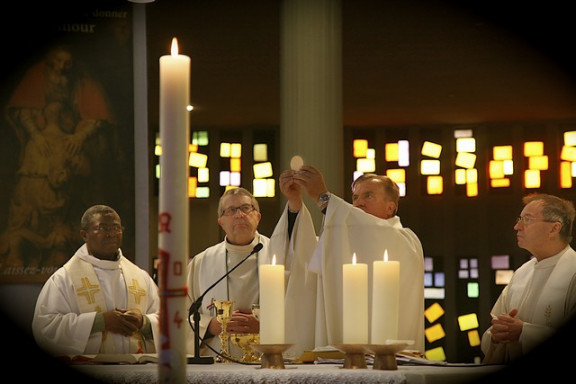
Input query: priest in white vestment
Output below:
<box><xmin>186</xmin><ymin>187</ymin><xmax>317</xmax><ymax>360</ymax></box>
<box><xmin>482</xmin><ymin>194</ymin><xmax>576</xmax><ymax>363</ymax></box>
<box><xmin>32</xmin><ymin>205</ymin><xmax>160</xmax><ymax>356</ymax></box>
<box><xmin>271</xmin><ymin>167</ymin><xmax>425</xmax><ymax>353</ymax></box>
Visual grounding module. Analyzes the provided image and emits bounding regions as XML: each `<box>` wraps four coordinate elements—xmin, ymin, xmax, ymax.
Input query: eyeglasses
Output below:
<box><xmin>221</xmin><ymin>204</ymin><xmax>256</xmax><ymax>217</ymax></box>
<box><xmin>92</xmin><ymin>224</ymin><xmax>124</xmax><ymax>234</ymax></box>
<box><xmin>515</xmin><ymin>216</ymin><xmax>555</xmax><ymax>226</ymax></box>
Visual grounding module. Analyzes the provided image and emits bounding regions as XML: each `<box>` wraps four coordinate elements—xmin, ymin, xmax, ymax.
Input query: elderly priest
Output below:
<box><xmin>271</xmin><ymin>166</ymin><xmax>425</xmax><ymax>353</ymax></box>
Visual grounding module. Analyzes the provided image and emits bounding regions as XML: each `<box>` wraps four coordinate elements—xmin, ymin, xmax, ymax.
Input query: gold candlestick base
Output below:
<box><xmin>364</xmin><ymin>340</ymin><xmax>413</xmax><ymax>370</ymax></box>
<box><xmin>333</xmin><ymin>344</ymin><xmax>368</xmax><ymax>369</ymax></box>
<box><xmin>250</xmin><ymin>344</ymin><xmax>293</xmax><ymax>369</ymax></box>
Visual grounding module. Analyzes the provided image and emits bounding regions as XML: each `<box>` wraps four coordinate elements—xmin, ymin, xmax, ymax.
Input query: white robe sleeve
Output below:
<box><xmin>32</xmin><ymin>268</ymin><xmax>98</xmax><ymax>355</ymax></box>
<box><xmin>314</xmin><ymin>195</ymin><xmax>425</xmax><ymax>352</ymax></box>
<box><xmin>270</xmin><ymin>203</ymin><xmax>318</xmax><ymax>358</ymax></box>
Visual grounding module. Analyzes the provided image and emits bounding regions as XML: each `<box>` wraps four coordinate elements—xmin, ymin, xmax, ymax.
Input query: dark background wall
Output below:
<box><xmin>1</xmin><ymin>0</ymin><xmax>576</xmax><ymax>379</ymax></box>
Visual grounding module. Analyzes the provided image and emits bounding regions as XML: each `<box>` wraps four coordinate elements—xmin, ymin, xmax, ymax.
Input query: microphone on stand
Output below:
<box><xmin>187</xmin><ymin>243</ymin><xmax>264</xmax><ymax>364</ymax></box>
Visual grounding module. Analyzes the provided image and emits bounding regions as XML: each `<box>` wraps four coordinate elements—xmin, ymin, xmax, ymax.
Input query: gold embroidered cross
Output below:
<box><xmin>76</xmin><ymin>276</ymin><xmax>100</xmax><ymax>304</ymax></box>
<box><xmin>128</xmin><ymin>279</ymin><xmax>147</xmax><ymax>305</ymax></box>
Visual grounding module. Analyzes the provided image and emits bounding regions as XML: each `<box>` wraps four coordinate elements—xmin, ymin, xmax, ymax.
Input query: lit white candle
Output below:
<box><xmin>371</xmin><ymin>250</ymin><xmax>400</xmax><ymax>344</ymax></box>
<box><xmin>158</xmin><ymin>37</ymin><xmax>190</xmax><ymax>382</ymax></box>
<box><xmin>342</xmin><ymin>253</ymin><xmax>368</xmax><ymax>344</ymax></box>
<box><xmin>259</xmin><ymin>255</ymin><xmax>285</xmax><ymax>344</ymax></box>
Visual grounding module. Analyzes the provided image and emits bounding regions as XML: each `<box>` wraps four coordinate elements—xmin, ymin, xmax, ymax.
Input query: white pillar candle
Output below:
<box><xmin>371</xmin><ymin>249</ymin><xmax>400</xmax><ymax>344</ymax></box>
<box><xmin>158</xmin><ymin>37</ymin><xmax>190</xmax><ymax>382</ymax></box>
<box><xmin>342</xmin><ymin>253</ymin><xmax>368</xmax><ymax>344</ymax></box>
<box><xmin>259</xmin><ymin>255</ymin><xmax>285</xmax><ymax>344</ymax></box>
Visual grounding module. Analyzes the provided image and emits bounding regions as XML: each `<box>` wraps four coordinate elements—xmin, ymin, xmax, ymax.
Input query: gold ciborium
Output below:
<box><xmin>251</xmin><ymin>303</ymin><xmax>260</xmax><ymax>320</ymax></box>
<box><xmin>231</xmin><ymin>332</ymin><xmax>261</xmax><ymax>363</ymax></box>
<box><xmin>213</xmin><ymin>300</ymin><xmax>234</xmax><ymax>362</ymax></box>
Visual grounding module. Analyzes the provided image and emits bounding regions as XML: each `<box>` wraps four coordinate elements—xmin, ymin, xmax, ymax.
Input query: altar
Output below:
<box><xmin>73</xmin><ymin>362</ymin><xmax>504</xmax><ymax>384</ymax></box>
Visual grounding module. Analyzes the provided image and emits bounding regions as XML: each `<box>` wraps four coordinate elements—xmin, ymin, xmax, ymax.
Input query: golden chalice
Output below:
<box><xmin>213</xmin><ymin>300</ymin><xmax>234</xmax><ymax>362</ymax></box>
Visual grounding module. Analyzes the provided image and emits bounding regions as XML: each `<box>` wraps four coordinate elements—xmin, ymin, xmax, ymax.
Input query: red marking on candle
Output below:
<box><xmin>158</xmin><ymin>212</ymin><xmax>172</xmax><ymax>233</ymax></box>
<box><xmin>174</xmin><ymin>310</ymin><xmax>184</xmax><ymax>328</ymax></box>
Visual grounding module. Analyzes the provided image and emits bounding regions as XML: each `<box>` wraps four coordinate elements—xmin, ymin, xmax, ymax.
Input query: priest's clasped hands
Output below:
<box><xmin>489</xmin><ymin>308</ymin><xmax>523</xmax><ymax>344</ymax></box>
<box><xmin>103</xmin><ymin>308</ymin><xmax>144</xmax><ymax>337</ymax></box>
<box><xmin>207</xmin><ymin>309</ymin><xmax>259</xmax><ymax>336</ymax></box>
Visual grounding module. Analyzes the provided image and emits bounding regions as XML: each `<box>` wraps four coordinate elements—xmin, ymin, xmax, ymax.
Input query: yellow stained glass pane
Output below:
<box><xmin>466</xmin><ymin>182</ymin><xmax>478</xmax><ymax>197</ymax></box>
<box><xmin>220</xmin><ymin>143</ymin><xmax>231</xmax><ymax>157</ymax></box>
<box><xmin>230</xmin><ymin>143</ymin><xmax>242</xmax><ymax>158</ymax></box>
<box><xmin>455</xmin><ymin>152</ymin><xmax>476</xmax><ymax>169</ymax></box>
<box><xmin>524</xmin><ymin>141</ymin><xmax>543</xmax><ymax>157</ymax></box>
<box><xmin>489</xmin><ymin>160</ymin><xmax>505</xmax><ymax>179</ymax></box>
<box><xmin>425</xmin><ymin>346</ymin><xmax>446</xmax><ymax>362</ymax></box>
<box><xmin>468</xmin><ymin>330</ymin><xmax>481</xmax><ymax>347</ymax></box>
<box><xmin>560</xmin><ymin>145</ymin><xmax>576</xmax><ymax>161</ymax></box>
<box><xmin>253</xmin><ymin>178</ymin><xmax>268</xmax><ymax>197</ymax></box>
<box><xmin>455</xmin><ymin>169</ymin><xmax>466</xmax><ymax>185</ymax></box>
<box><xmin>427</xmin><ymin>176</ymin><xmax>443</xmax><ymax>195</ymax></box>
<box><xmin>528</xmin><ymin>155</ymin><xmax>548</xmax><ymax>170</ymax></box>
<box><xmin>491</xmin><ymin>178</ymin><xmax>511</xmax><ymax>188</ymax></box>
<box><xmin>385</xmin><ymin>143</ymin><xmax>399</xmax><ymax>162</ymax></box>
<box><xmin>155</xmin><ymin>163</ymin><xmax>161</xmax><ymax>179</ymax></box>
<box><xmin>424</xmin><ymin>302</ymin><xmax>445</xmax><ymax>323</ymax></box>
<box><xmin>560</xmin><ymin>161</ymin><xmax>573</xmax><ymax>188</ymax></box>
<box><xmin>466</xmin><ymin>169</ymin><xmax>477</xmax><ymax>183</ymax></box>
<box><xmin>424</xmin><ymin>323</ymin><xmax>446</xmax><ymax>343</ymax></box>
<box><xmin>266</xmin><ymin>179</ymin><xmax>276</xmax><ymax>197</ymax></box>
<box><xmin>457</xmin><ymin>313</ymin><xmax>479</xmax><ymax>331</ymax></box>
<box><xmin>495</xmin><ymin>270</ymin><xmax>514</xmax><ymax>285</ymax></box>
<box><xmin>386</xmin><ymin>168</ymin><xmax>405</xmax><ymax>183</ymax></box>
<box><xmin>188</xmin><ymin>144</ymin><xmax>198</xmax><ymax>153</ymax></box>
<box><xmin>493</xmin><ymin>145</ymin><xmax>513</xmax><ymax>160</ymax></box>
<box><xmin>353</xmin><ymin>139</ymin><xmax>368</xmax><ymax>158</ymax></box>
<box><xmin>253</xmin><ymin>144</ymin><xmax>268</xmax><ymax>162</ymax></box>
<box><xmin>357</xmin><ymin>158</ymin><xmax>376</xmax><ymax>173</ymax></box>
<box><xmin>253</xmin><ymin>162</ymin><xmax>273</xmax><ymax>178</ymax></box>
<box><xmin>524</xmin><ymin>169</ymin><xmax>541</xmax><ymax>188</ymax></box>
<box><xmin>565</xmin><ymin>131</ymin><xmax>576</xmax><ymax>146</ymax></box>
<box><xmin>189</xmin><ymin>152</ymin><xmax>208</xmax><ymax>168</ymax></box>
<box><xmin>230</xmin><ymin>158</ymin><xmax>241</xmax><ymax>172</ymax></box>
<box><xmin>188</xmin><ymin>177</ymin><xmax>197</xmax><ymax>198</ymax></box>
<box><xmin>421</xmin><ymin>141</ymin><xmax>442</xmax><ymax>158</ymax></box>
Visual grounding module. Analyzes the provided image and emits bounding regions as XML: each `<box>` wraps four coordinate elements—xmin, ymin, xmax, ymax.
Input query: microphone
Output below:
<box><xmin>187</xmin><ymin>243</ymin><xmax>263</xmax><ymax>364</ymax></box>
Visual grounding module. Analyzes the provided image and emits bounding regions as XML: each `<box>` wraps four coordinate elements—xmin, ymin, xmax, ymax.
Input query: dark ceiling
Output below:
<box><xmin>144</xmin><ymin>0</ymin><xmax>576</xmax><ymax>128</ymax></box>
<box><xmin>3</xmin><ymin>1</ymin><xmax>576</xmax><ymax>129</ymax></box>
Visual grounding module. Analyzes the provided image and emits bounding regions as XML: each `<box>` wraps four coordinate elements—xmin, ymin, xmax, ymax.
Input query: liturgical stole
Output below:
<box><xmin>64</xmin><ymin>256</ymin><xmax>149</xmax><ymax>353</ymax></box>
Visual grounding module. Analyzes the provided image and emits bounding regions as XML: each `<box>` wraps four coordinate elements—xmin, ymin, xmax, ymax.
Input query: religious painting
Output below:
<box><xmin>0</xmin><ymin>2</ymin><xmax>135</xmax><ymax>283</ymax></box>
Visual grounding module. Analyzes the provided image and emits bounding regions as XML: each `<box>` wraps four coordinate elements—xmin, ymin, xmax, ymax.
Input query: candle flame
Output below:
<box><xmin>171</xmin><ymin>37</ymin><xmax>179</xmax><ymax>56</ymax></box>
<box><xmin>383</xmin><ymin>249</ymin><xmax>388</xmax><ymax>262</ymax></box>
<box><xmin>272</xmin><ymin>254</ymin><xmax>276</xmax><ymax>265</ymax></box>
<box><xmin>352</xmin><ymin>253</ymin><xmax>357</xmax><ymax>264</ymax></box>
